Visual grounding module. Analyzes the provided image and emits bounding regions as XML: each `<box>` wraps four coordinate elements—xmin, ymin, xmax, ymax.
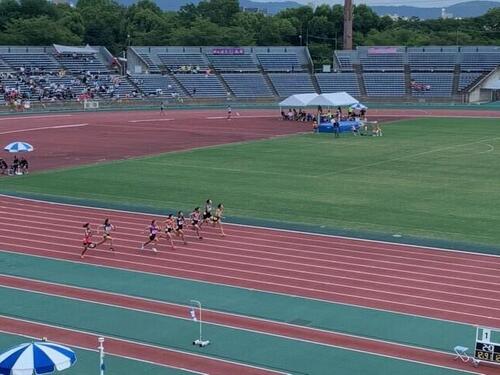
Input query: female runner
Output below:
<box><xmin>162</xmin><ymin>214</ymin><xmax>176</xmax><ymax>250</ymax></box>
<box><xmin>190</xmin><ymin>207</ymin><xmax>203</xmax><ymax>240</ymax></box>
<box><xmin>201</xmin><ymin>199</ymin><xmax>212</xmax><ymax>227</ymax></box>
<box><xmin>141</xmin><ymin>219</ymin><xmax>160</xmax><ymax>252</ymax></box>
<box><xmin>95</xmin><ymin>218</ymin><xmax>115</xmax><ymax>251</ymax></box>
<box><xmin>212</xmin><ymin>203</ymin><xmax>225</xmax><ymax>237</ymax></box>
<box><xmin>175</xmin><ymin>211</ymin><xmax>188</xmax><ymax>245</ymax></box>
<box><xmin>80</xmin><ymin>223</ymin><xmax>96</xmax><ymax>258</ymax></box>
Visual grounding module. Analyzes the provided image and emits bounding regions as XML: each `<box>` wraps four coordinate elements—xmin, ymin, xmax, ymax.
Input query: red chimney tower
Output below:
<box><xmin>343</xmin><ymin>0</ymin><xmax>353</xmax><ymax>50</ymax></box>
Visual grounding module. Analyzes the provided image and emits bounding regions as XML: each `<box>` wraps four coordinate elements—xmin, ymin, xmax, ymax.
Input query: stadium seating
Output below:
<box><xmin>315</xmin><ymin>73</ymin><xmax>360</xmax><ymax>96</ymax></box>
<box><xmin>458</xmin><ymin>72</ymin><xmax>483</xmax><ymax>91</ymax></box>
<box><xmin>131</xmin><ymin>74</ymin><xmax>183</xmax><ymax>97</ymax></box>
<box><xmin>360</xmin><ymin>54</ymin><xmax>404</xmax><ymax>71</ymax></box>
<box><xmin>207</xmin><ymin>54</ymin><xmax>258</xmax><ymax>72</ymax></box>
<box><xmin>257</xmin><ymin>54</ymin><xmax>303</xmax><ymax>72</ymax></box>
<box><xmin>411</xmin><ymin>73</ymin><xmax>453</xmax><ymax>97</ymax></box>
<box><xmin>408</xmin><ymin>53</ymin><xmax>457</xmax><ymax>71</ymax></box>
<box><xmin>268</xmin><ymin>73</ymin><xmax>316</xmax><ymax>97</ymax></box>
<box><xmin>0</xmin><ymin>58</ymin><xmax>11</xmax><ymax>71</ymax></box>
<box><xmin>158</xmin><ymin>53</ymin><xmax>209</xmax><ymax>72</ymax></box>
<box><xmin>0</xmin><ymin>53</ymin><xmax>60</xmax><ymax>71</ymax></box>
<box><xmin>55</xmin><ymin>54</ymin><xmax>110</xmax><ymax>74</ymax></box>
<box><xmin>175</xmin><ymin>74</ymin><xmax>226</xmax><ymax>98</ymax></box>
<box><xmin>137</xmin><ymin>53</ymin><xmax>161</xmax><ymax>73</ymax></box>
<box><xmin>461</xmin><ymin>53</ymin><xmax>500</xmax><ymax>72</ymax></box>
<box><xmin>38</xmin><ymin>75</ymin><xmax>86</xmax><ymax>95</ymax></box>
<box><xmin>334</xmin><ymin>54</ymin><xmax>354</xmax><ymax>71</ymax></box>
<box><xmin>363</xmin><ymin>73</ymin><xmax>406</xmax><ymax>96</ymax></box>
<box><xmin>221</xmin><ymin>73</ymin><xmax>274</xmax><ymax>98</ymax></box>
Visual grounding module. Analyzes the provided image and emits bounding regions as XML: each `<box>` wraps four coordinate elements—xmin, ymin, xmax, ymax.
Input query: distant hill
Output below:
<box><xmin>117</xmin><ymin>0</ymin><xmax>499</xmax><ymax>18</ymax></box>
<box><xmin>118</xmin><ymin>0</ymin><xmax>303</xmax><ymax>13</ymax></box>
<box><xmin>372</xmin><ymin>1</ymin><xmax>499</xmax><ymax>19</ymax></box>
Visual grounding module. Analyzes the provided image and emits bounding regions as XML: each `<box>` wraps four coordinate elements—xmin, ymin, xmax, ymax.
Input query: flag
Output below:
<box><xmin>189</xmin><ymin>307</ymin><xmax>197</xmax><ymax>322</ymax></box>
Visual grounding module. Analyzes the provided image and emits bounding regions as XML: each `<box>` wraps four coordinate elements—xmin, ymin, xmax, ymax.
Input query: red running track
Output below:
<box><xmin>0</xmin><ymin>316</ymin><xmax>283</xmax><ymax>375</ymax></box>
<box><xmin>0</xmin><ymin>194</ymin><xmax>500</xmax><ymax>329</ymax></box>
<box><xmin>0</xmin><ymin>108</ymin><xmax>498</xmax><ymax>173</ymax></box>
<box><xmin>0</xmin><ymin>274</ymin><xmax>494</xmax><ymax>375</ymax></box>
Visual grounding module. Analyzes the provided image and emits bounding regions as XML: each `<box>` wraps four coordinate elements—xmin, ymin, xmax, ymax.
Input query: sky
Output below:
<box><xmin>253</xmin><ymin>0</ymin><xmax>500</xmax><ymax>7</ymax></box>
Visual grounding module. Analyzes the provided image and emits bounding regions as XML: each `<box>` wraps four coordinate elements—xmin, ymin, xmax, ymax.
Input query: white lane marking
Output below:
<box><xmin>0</xmin><ymin>315</ymin><xmax>286</xmax><ymax>374</ymax></box>
<box><xmin>479</xmin><ymin>143</ymin><xmax>495</xmax><ymax>154</ymax></box>
<box><xmin>0</xmin><ymin>304</ymin><xmax>482</xmax><ymax>375</ymax></box>
<box><xmin>0</xmin><ymin>123</ymin><xmax>88</xmax><ymax>135</ymax></box>
<box><xmin>128</xmin><ymin>118</ymin><xmax>175</xmax><ymax>123</ymax></box>
<box><xmin>0</xmin><ymin>115</ymin><xmax>73</xmax><ymax>121</ymax></box>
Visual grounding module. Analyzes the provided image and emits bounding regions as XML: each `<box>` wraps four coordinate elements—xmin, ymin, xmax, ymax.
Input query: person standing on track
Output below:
<box><xmin>95</xmin><ymin>218</ymin><xmax>115</xmax><ymax>251</ymax></box>
<box><xmin>227</xmin><ymin>105</ymin><xmax>232</xmax><ymax>120</ymax></box>
<box><xmin>162</xmin><ymin>214</ymin><xmax>176</xmax><ymax>250</ymax></box>
<box><xmin>212</xmin><ymin>203</ymin><xmax>225</xmax><ymax>237</ymax></box>
<box><xmin>175</xmin><ymin>211</ymin><xmax>188</xmax><ymax>245</ymax></box>
<box><xmin>141</xmin><ymin>219</ymin><xmax>160</xmax><ymax>252</ymax></box>
<box><xmin>160</xmin><ymin>101</ymin><xmax>165</xmax><ymax>115</ymax></box>
<box><xmin>201</xmin><ymin>199</ymin><xmax>212</xmax><ymax>227</ymax></box>
<box><xmin>80</xmin><ymin>223</ymin><xmax>96</xmax><ymax>259</ymax></box>
<box><xmin>190</xmin><ymin>207</ymin><xmax>203</xmax><ymax>240</ymax></box>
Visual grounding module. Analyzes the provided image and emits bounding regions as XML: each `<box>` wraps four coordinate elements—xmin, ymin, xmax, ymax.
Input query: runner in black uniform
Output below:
<box><xmin>190</xmin><ymin>207</ymin><xmax>203</xmax><ymax>240</ymax></box>
<box><xmin>141</xmin><ymin>220</ymin><xmax>159</xmax><ymax>252</ymax></box>
<box><xmin>175</xmin><ymin>211</ymin><xmax>188</xmax><ymax>245</ymax></box>
<box><xmin>201</xmin><ymin>199</ymin><xmax>212</xmax><ymax>227</ymax></box>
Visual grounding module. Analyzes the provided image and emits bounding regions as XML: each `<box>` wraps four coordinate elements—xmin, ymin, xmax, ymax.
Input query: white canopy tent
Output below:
<box><xmin>307</xmin><ymin>92</ymin><xmax>359</xmax><ymax>107</ymax></box>
<box><xmin>279</xmin><ymin>93</ymin><xmax>319</xmax><ymax>107</ymax></box>
<box><xmin>279</xmin><ymin>92</ymin><xmax>359</xmax><ymax>108</ymax></box>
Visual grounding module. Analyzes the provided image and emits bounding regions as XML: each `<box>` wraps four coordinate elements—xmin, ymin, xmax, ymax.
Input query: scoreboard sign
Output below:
<box><xmin>474</xmin><ymin>328</ymin><xmax>500</xmax><ymax>365</ymax></box>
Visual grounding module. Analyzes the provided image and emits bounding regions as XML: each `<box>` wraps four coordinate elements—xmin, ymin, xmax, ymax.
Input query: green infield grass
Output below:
<box><xmin>1</xmin><ymin>117</ymin><xmax>499</xmax><ymax>247</ymax></box>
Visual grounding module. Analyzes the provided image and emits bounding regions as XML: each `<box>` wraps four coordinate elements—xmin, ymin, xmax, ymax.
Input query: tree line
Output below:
<box><xmin>0</xmin><ymin>0</ymin><xmax>498</xmax><ymax>65</ymax></box>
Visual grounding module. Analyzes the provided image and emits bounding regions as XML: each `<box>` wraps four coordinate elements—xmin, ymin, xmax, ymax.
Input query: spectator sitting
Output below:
<box><xmin>0</xmin><ymin>158</ymin><xmax>7</xmax><ymax>174</ymax></box>
<box><xmin>11</xmin><ymin>156</ymin><xmax>19</xmax><ymax>175</ymax></box>
<box><xmin>281</xmin><ymin>110</ymin><xmax>287</xmax><ymax>120</ymax></box>
<box><xmin>19</xmin><ymin>157</ymin><xmax>29</xmax><ymax>174</ymax></box>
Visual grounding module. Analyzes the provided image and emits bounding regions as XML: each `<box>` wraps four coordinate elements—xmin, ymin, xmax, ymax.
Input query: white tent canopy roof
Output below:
<box><xmin>53</xmin><ymin>44</ymin><xmax>97</xmax><ymax>55</ymax></box>
<box><xmin>279</xmin><ymin>93</ymin><xmax>319</xmax><ymax>107</ymax></box>
<box><xmin>483</xmin><ymin>79</ymin><xmax>500</xmax><ymax>90</ymax></box>
<box><xmin>279</xmin><ymin>92</ymin><xmax>359</xmax><ymax>107</ymax></box>
<box><xmin>308</xmin><ymin>92</ymin><xmax>359</xmax><ymax>106</ymax></box>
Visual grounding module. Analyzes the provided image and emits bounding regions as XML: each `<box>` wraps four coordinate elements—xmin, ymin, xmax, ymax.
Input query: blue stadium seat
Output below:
<box><xmin>222</xmin><ymin>73</ymin><xmax>273</xmax><ymax>98</ymax></box>
<box><xmin>316</xmin><ymin>73</ymin><xmax>360</xmax><ymax>96</ymax></box>
<box><xmin>268</xmin><ymin>73</ymin><xmax>315</xmax><ymax>97</ymax></box>
<box><xmin>363</xmin><ymin>73</ymin><xmax>406</xmax><ymax>96</ymax></box>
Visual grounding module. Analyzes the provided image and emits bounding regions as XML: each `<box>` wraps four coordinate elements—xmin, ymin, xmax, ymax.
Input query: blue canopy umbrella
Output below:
<box><xmin>4</xmin><ymin>142</ymin><xmax>34</xmax><ymax>153</ymax></box>
<box><xmin>0</xmin><ymin>341</ymin><xmax>76</xmax><ymax>375</ymax></box>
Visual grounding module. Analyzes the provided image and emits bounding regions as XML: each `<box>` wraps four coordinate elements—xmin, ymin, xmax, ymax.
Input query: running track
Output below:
<box><xmin>1</xmin><ymin>195</ymin><xmax>500</xmax><ymax>374</ymax></box>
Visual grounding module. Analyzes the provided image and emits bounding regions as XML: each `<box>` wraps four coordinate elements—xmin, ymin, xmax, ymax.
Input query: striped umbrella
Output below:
<box><xmin>0</xmin><ymin>341</ymin><xmax>77</xmax><ymax>374</ymax></box>
<box><xmin>4</xmin><ymin>142</ymin><xmax>34</xmax><ymax>153</ymax></box>
<box><xmin>350</xmin><ymin>103</ymin><xmax>368</xmax><ymax>110</ymax></box>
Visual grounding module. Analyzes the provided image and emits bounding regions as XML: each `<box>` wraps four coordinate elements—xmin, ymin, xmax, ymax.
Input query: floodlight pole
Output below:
<box><xmin>190</xmin><ymin>299</ymin><xmax>210</xmax><ymax>347</ymax></box>
<box><xmin>98</xmin><ymin>337</ymin><xmax>105</xmax><ymax>375</ymax></box>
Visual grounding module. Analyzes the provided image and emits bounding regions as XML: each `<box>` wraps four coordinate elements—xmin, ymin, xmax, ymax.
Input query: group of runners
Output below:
<box><xmin>80</xmin><ymin>200</ymin><xmax>225</xmax><ymax>258</ymax></box>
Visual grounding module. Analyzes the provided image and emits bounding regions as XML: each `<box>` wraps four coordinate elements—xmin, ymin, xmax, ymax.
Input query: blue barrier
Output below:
<box><xmin>318</xmin><ymin>120</ymin><xmax>361</xmax><ymax>133</ymax></box>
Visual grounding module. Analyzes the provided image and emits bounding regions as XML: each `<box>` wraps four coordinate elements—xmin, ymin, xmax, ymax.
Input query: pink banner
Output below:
<box><xmin>212</xmin><ymin>48</ymin><xmax>244</xmax><ymax>55</ymax></box>
<box><xmin>368</xmin><ymin>47</ymin><xmax>398</xmax><ymax>54</ymax></box>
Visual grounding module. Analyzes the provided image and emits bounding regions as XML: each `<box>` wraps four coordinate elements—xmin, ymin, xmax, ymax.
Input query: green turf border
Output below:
<box><xmin>2</xmin><ymin>190</ymin><xmax>498</xmax><ymax>257</ymax></box>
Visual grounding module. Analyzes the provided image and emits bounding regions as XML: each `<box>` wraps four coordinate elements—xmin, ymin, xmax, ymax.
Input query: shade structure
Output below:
<box><xmin>307</xmin><ymin>92</ymin><xmax>359</xmax><ymax>107</ymax></box>
<box><xmin>0</xmin><ymin>342</ymin><xmax>76</xmax><ymax>375</ymax></box>
<box><xmin>350</xmin><ymin>103</ymin><xmax>368</xmax><ymax>110</ymax></box>
<box><xmin>4</xmin><ymin>142</ymin><xmax>34</xmax><ymax>153</ymax></box>
<box><xmin>279</xmin><ymin>93</ymin><xmax>319</xmax><ymax>107</ymax></box>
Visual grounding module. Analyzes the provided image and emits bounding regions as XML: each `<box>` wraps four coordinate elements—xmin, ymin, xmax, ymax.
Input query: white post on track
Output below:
<box><xmin>98</xmin><ymin>337</ymin><xmax>105</xmax><ymax>375</ymax></box>
<box><xmin>190</xmin><ymin>299</ymin><xmax>210</xmax><ymax>347</ymax></box>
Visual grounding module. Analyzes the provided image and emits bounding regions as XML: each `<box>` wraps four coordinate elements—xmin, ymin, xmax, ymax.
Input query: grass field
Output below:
<box><xmin>1</xmin><ymin>118</ymin><xmax>499</xmax><ymax>247</ymax></box>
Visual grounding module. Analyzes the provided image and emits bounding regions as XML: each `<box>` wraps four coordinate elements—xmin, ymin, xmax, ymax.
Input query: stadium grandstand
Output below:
<box><xmin>1</xmin><ymin>44</ymin><xmax>499</xmax><ymax>108</ymax></box>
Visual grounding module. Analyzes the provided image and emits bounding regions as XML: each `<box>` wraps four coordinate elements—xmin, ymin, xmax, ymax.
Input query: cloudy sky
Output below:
<box><xmin>255</xmin><ymin>0</ymin><xmax>500</xmax><ymax>7</ymax></box>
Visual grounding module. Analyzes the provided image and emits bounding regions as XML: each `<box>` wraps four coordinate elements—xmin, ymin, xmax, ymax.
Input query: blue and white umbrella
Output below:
<box><xmin>4</xmin><ymin>142</ymin><xmax>34</xmax><ymax>153</ymax></box>
<box><xmin>350</xmin><ymin>103</ymin><xmax>368</xmax><ymax>110</ymax></box>
<box><xmin>0</xmin><ymin>341</ymin><xmax>76</xmax><ymax>375</ymax></box>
